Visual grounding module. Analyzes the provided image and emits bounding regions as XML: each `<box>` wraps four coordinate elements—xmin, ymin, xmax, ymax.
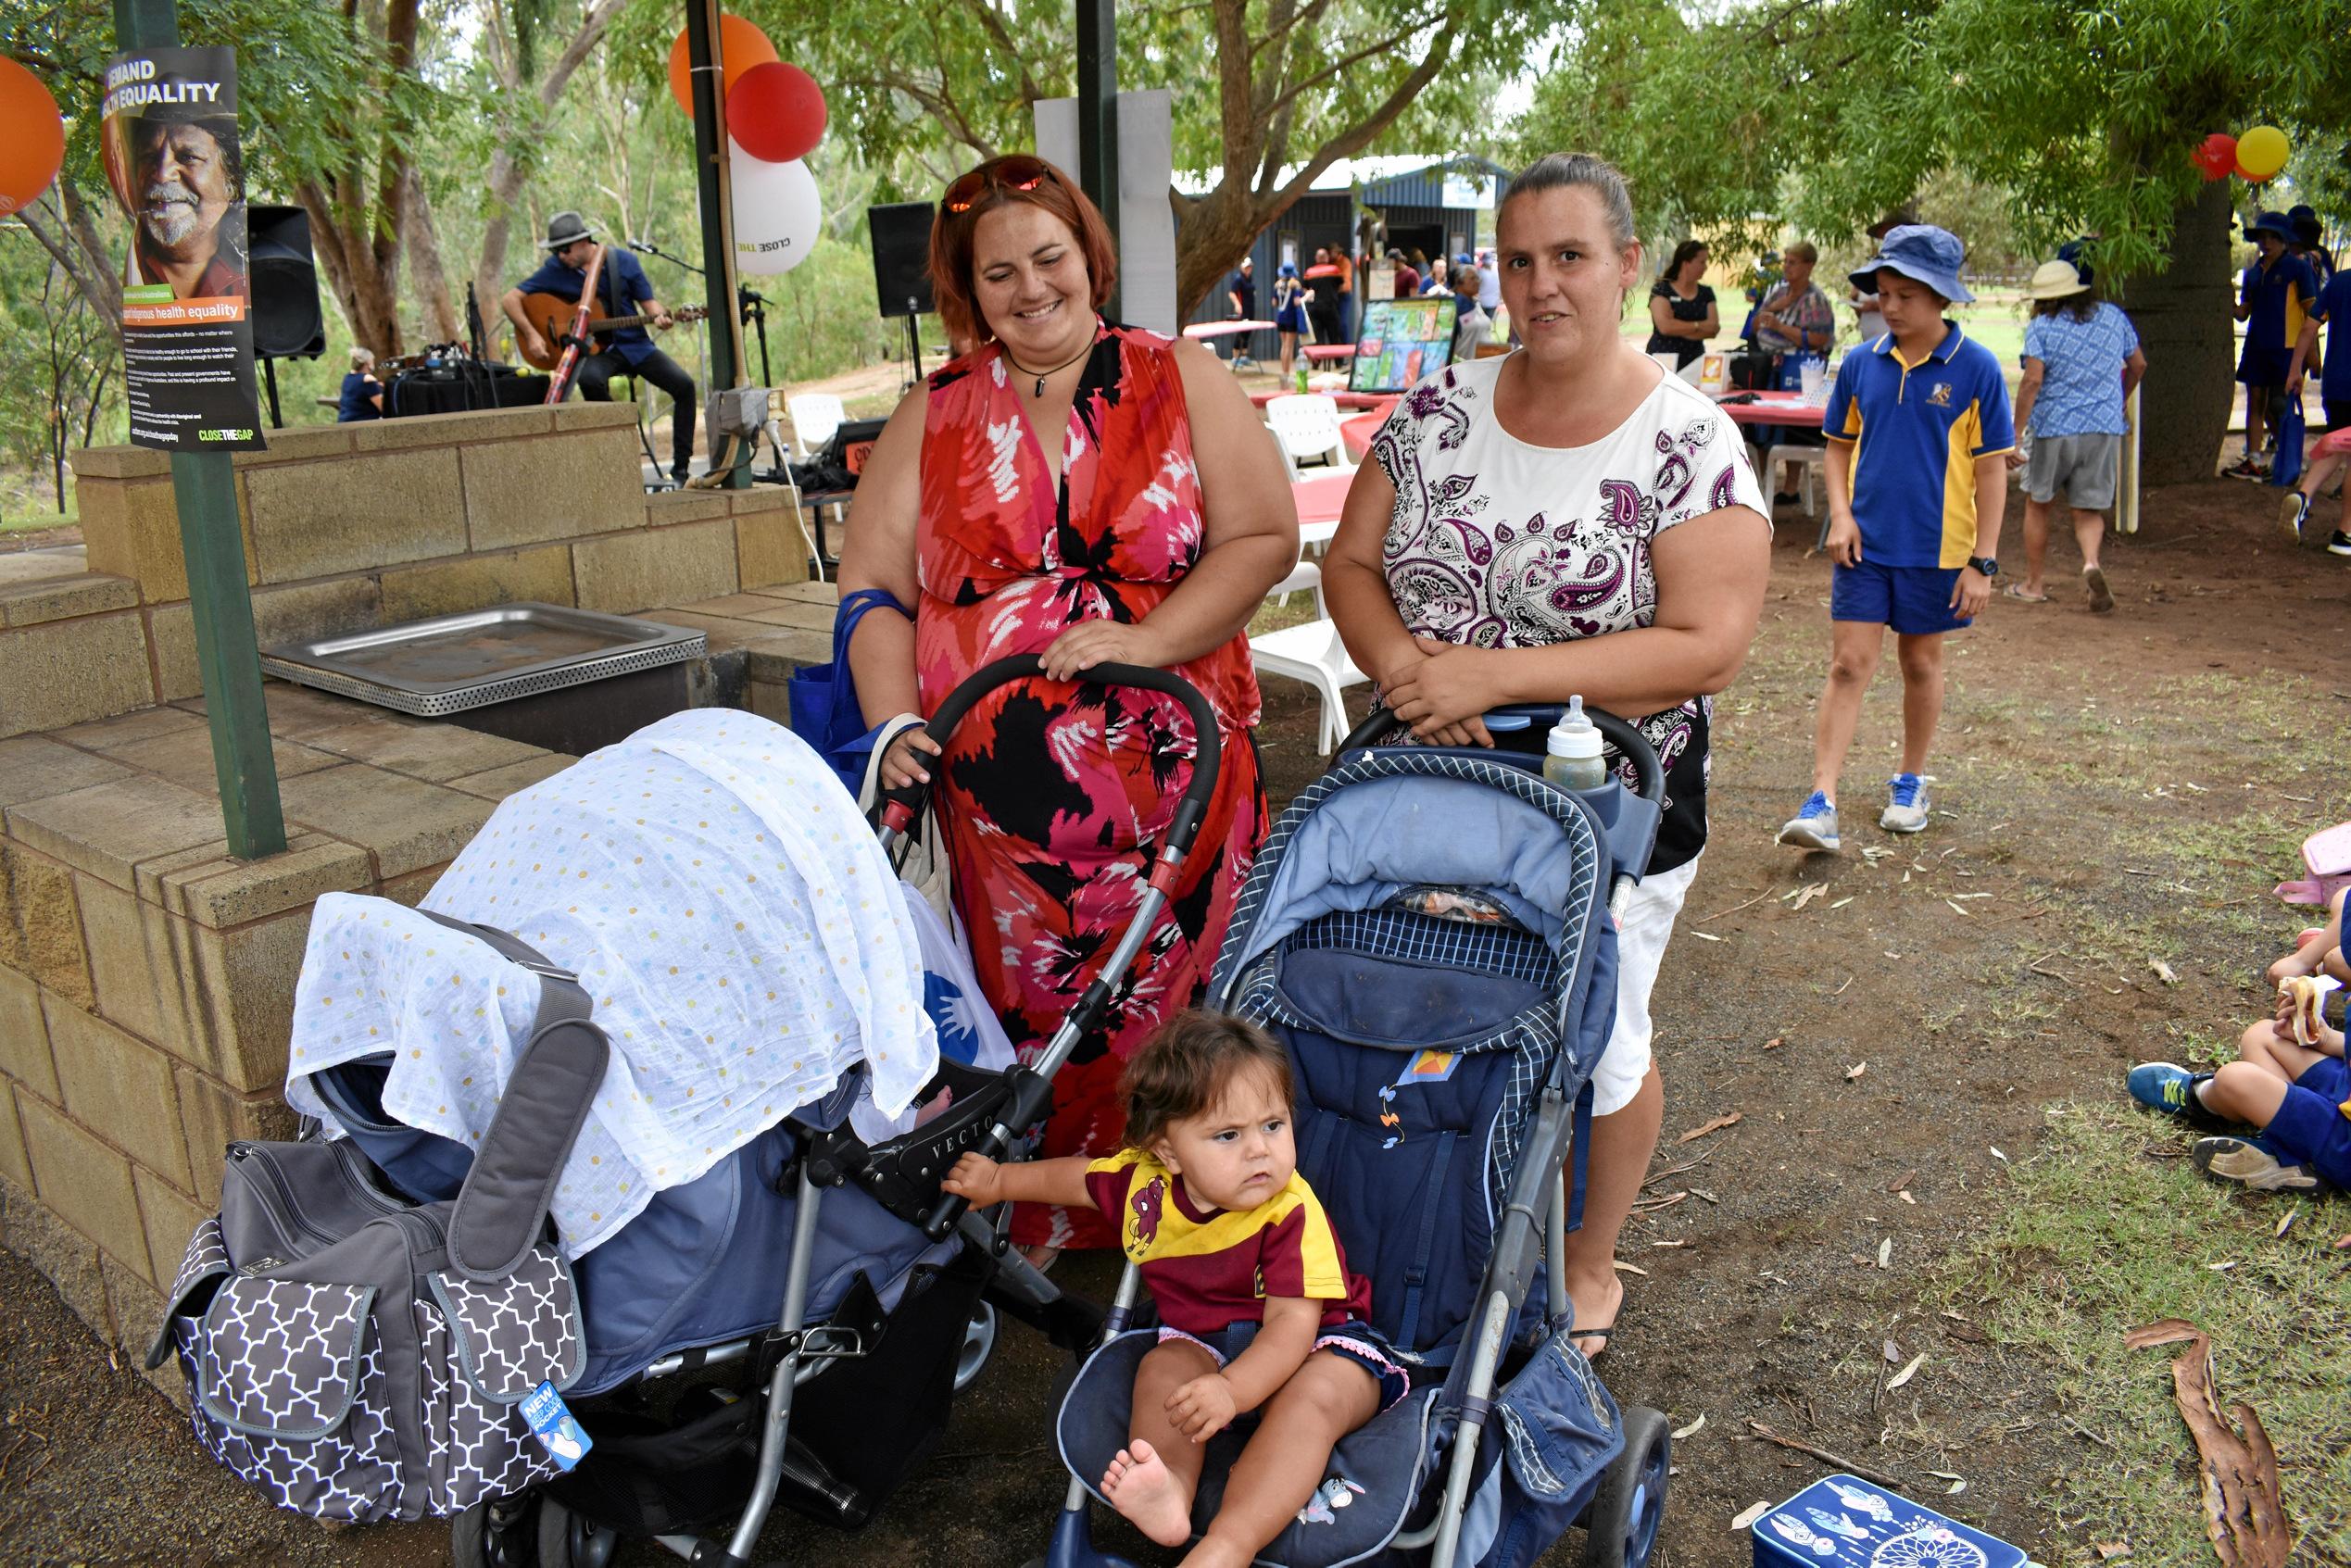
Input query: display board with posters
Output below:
<box><xmin>1348</xmin><ymin>296</ymin><xmax>1458</xmax><ymax>395</ymax></box>
<box><xmin>101</xmin><ymin>46</ymin><xmax>266</xmax><ymax>451</ymax></box>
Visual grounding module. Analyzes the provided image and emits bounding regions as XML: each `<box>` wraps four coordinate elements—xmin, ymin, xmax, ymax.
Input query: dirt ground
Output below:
<box><xmin>6</xmin><ymin>469</ymin><xmax>2350</xmax><ymax>1567</ymax></box>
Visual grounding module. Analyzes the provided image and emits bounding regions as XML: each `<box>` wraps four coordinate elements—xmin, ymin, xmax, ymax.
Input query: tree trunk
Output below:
<box><xmin>2118</xmin><ymin>181</ymin><xmax>2235</xmax><ymax>487</ymax></box>
<box><xmin>471</xmin><ymin>0</ymin><xmax>625</xmax><ymax>311</ymax></box>
<box><xmin>399</xmin><ymin>168</ymin><xmax>462</xmax><ymax>343</ymax></box>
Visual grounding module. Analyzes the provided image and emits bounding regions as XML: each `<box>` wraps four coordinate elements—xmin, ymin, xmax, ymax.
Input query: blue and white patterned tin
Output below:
<box><xmin>1751</xmin><ymin>1474</ymin><xmax>2026</xmax><ymax>1568</ymax></box>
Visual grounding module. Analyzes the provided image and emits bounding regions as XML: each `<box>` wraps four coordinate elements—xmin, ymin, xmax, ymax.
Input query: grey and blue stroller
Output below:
<box><xmin>1044</xmin><ymin>703</ymin><xmax>1674</xmax><ymax>1568</ymax></box>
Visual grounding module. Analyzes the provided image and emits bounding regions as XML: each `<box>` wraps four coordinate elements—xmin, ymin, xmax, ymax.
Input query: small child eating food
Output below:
<box><xmin>943</xmin><ymin>1010</ymin><xmax>1404</xmax><ymax>1568</ymax></box>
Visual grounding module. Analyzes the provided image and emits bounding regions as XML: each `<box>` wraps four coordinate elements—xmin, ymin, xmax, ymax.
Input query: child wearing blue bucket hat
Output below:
<box><xmin>1779</xmin><ymin>224</ymin><xmax>2014</xmax><ymax>853</ymax></box>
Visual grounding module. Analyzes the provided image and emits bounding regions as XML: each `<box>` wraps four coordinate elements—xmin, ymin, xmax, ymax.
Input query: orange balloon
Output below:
<box><xmin>0</xmin><ymin>57</ymin><xmax>66</xmax><ymax>217</ymax></box>
<box><xmin>668</xmin><ymin>14</ymin><xmax>781</xmax><ymax>118</ymax></box>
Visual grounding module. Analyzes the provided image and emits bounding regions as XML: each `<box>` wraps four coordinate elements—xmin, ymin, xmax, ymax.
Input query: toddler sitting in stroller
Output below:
<box><xmin>2129</xmin><ymin>893</ymin><xmax>2351</xmax><ymax>1192</ymax></box>
<box><xmin>944</xmin><ymin>1011</ymin><xmax>1406</xmax><ymax>1568</ymax></box>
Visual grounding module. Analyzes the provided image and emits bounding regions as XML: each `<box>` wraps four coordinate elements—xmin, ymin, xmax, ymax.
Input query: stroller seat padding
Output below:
<box><xmin>1280</xmin><ymin>947</ymin><xmax>1548</xmax><ymax>1051</ymax></box>
<box><xmin>1057</xmin><ymin>1330</ymin><xmax>1439</xmax><ymax>1568</ymax></box>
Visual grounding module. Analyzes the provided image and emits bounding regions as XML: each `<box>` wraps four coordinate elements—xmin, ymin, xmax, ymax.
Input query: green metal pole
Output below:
<box><xmin>1075</xmin><ymin>0</ymin><xmax>1120</xmax><ymax>320</ymax></box>
<box><xmin>114</xmin><ymin>0</ymin><xmax>286</xmax><ymax>859</ymax></box>
<box><xmin>685</xmin><ymin>0</ymin><xmax>748</xmax><ymax>489</ymax></box>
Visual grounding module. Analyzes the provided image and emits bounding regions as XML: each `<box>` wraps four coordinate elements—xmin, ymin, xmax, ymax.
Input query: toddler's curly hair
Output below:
<box><xmin>1119</xmin><ymin>1010</ymin><xmax>1293</xmax><ymax>1153</ymax></box>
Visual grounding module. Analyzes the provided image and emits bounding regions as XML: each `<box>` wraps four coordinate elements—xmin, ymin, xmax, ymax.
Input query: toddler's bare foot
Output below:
<box><xmin>1102</xmin><ymin>1440</ymin><xmax>1192</xmax><ymax>1548</ymax></box>
<box><xmin>2268</xmin><ymin>928</ymin><xmax>2330</xmax><ymax>985</ymax></box>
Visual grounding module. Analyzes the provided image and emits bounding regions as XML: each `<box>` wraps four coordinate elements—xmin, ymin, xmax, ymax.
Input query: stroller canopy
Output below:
<box><xmin>285</xmin><ymin>710</ymin><xmax>937</xmax><ymax>1257</ymax></box>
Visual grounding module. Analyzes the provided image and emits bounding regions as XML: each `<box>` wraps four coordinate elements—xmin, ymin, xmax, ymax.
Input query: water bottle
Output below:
<box><xmin>1295</xmin><ymin>362</ymin><xmax>1310</xmax><ymax>394</ymax></box>
<box><xmin>1542</xmin><ymin>696</ymin><xmax>1609</xmax><ymax>793</ymax></box>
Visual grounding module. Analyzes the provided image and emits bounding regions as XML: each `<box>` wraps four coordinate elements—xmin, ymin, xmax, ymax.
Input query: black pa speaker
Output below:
<box><xmin>248</xmin><ymin>204</ymin><xmax>325</xmax><ymax>358</ymax></box>
<box><xmin>869</xmin><ymin>202</ymin><xmax>937</xmax><ymax>320</ymax></box>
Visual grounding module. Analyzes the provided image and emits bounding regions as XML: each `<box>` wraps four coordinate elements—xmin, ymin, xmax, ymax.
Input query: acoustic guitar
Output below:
<box><xmin>514</xmin><ymin>292</ymin><xmax>710</xmax><ymax>371</ymax></box>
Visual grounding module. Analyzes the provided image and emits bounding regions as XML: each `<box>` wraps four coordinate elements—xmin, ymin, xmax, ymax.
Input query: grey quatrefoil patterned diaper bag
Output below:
<box><xmin>146</xmin><ymin>913</ymin><xmax>609</xmax><ymax>1523</ymax></box>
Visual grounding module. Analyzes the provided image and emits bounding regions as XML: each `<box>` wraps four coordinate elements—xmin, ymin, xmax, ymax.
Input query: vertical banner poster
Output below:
<box><xmin>101</xmin><ymin>46</ymin><xmax>267</xmax><ymax>451</ymax></box>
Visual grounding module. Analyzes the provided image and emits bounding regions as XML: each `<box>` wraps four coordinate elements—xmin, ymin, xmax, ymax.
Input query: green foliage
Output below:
<box><xmin>1518</xmin><ymin>0</ymin><xmax>2351</xmax><ymax>279</ymax></box>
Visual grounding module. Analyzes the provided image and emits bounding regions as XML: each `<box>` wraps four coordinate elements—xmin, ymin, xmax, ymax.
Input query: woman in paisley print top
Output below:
<box><xmin>1324</xmin><ymin>153</ymin><xmax>1770</xmax><ymax>1358</ymax></box>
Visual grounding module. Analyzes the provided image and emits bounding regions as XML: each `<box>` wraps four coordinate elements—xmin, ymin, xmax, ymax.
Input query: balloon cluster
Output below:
<box><xmin>0</xmin><ymin>57</ymin><xmax>66</xmax><ymax>217</ymax></box>
<box><xmin>2193</xmin><ymin>125</ymin><xmax>2291</xmax><ymax>183</ymax></box>
<box><xmin>669</xmin><ymin>15</ymin><xmax>828</xmax><ymax>276</ymax></box>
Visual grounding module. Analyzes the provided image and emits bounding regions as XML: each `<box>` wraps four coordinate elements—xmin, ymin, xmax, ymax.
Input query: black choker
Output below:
<box><xmin>1004</xmin><ymin>336</ymin><xmax>1095</xmax><ymax>397</ymax></box>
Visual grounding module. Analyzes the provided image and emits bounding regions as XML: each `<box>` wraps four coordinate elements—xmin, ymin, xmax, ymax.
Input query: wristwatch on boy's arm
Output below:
<box><xmin>1968</xmin><ymin>556</ymin><xmax>1999</xmax><ymax>578</ymax></box>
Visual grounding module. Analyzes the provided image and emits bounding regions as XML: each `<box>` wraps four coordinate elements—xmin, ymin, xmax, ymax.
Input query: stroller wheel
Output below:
<box><xmin>535</xmin><ymin>1496</ymin><xmax>622</xmax><ymax>1568</ymax></box>
<box><xmin>1579</xmin><ymin>1404</ymin><xmax>1669</xmax><ymax>1568</ymax></box>
<box><xmin>450</xmin><ymin>1492</ymin><xmax>538</xmax><ymax>1568</ymax></box>
<box><xmin>955</xmin><ymin>1301</ymin><xmax>999</xmax><ymax>1393</ymax></box>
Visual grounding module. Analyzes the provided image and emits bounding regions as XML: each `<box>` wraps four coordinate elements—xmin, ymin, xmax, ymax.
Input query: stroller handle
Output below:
<box><xmin>876</xmin><ymin>656</ymin><xmax>1223</xmax><ymax>850</ymax></box>
<box><xmin>1338</xmin><ymin>702</ymin><xmax>1666</xmax><ymax>805</ymax></box>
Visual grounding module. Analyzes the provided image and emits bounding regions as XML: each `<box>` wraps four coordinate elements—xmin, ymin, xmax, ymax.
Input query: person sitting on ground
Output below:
<box><xmin>2130</xmin><ymin>908</ymin><xmax>2351</xmax><ymax>1194</ymax></box>
<box><xmin>944</xmin><ymin>1011</ymin><xmax>1404</xmax><ymax>1568</ymax></box>
<box><xmin>2230</xmin><ymin>211</ymin><xmax>2319</xmax><ymax>479</ymax></box>
<box><xmin>2005</xmin><ymin>258</ymin><xmax>2146</xmax><ymax>611</ymax></box>
<box><xmin>1779</xmin><ymin>224</ymin><xmax>2013</xmax><ymax>854</ymax></box>
<box><xmin>2282</xmin><ymin>255</ymin><xmax>2351</xmax><ymax>554</ymax></box>
<box><xmin>337</xmin><ymin>346</ymin><xmax>384</xmax><ymax>422</ymax></box>
<box><xmin>1644</xmin><ymin>239</ymin><xmax>1718</xmax><ymax>370</ymax></box>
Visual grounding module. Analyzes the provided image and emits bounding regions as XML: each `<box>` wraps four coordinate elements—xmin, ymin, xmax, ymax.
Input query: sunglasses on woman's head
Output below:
<box><xmin>944</xmin><ymin>156</ymin><xmax>1051</xmax><ymax>214</ymax></box>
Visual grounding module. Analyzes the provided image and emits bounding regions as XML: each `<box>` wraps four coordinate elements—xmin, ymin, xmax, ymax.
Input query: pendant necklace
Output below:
<box><xmin>1003</xmin><ymin>334</ymin><xmax>1095</xmax><ymax>398</ymax></box>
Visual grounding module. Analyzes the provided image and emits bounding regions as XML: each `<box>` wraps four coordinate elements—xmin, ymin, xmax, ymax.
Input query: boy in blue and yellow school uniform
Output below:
<box><xmin>2231</xmin><ymin>210</ymin><xmax>2320</xmax><ymax>478</ymax></box>
<box><xmin>1779</xmin><ymin>225</ymin><xmax>2013</xmax><ymax>854</ymax></box>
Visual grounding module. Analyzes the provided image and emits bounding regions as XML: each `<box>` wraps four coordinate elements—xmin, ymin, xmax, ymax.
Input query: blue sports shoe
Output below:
<box><xmin>2127</xmin><ymin>1061</ymin><xmax>2236</xmax><ymax>1133</ymax></box>
<box><xmin>1777</xmin><ymin>791</ymin><xmax>1840</xmax><ymax>852</ymax></box>
<box><xmin>1880</xmin><ymin>772</ymin><xmax>1931</xmax><ymax>833</ymax></box>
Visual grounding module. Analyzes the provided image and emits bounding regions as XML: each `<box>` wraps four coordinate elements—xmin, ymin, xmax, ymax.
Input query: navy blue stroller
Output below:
<box><xmin>1042</xmin><ymin>702</ymin><xmax>1673</xmax><ymax>1568</ymax></box>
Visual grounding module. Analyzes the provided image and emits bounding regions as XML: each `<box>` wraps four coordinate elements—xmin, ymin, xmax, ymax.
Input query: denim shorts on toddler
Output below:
<box><xmin>2264</xmin><ymin>1054</ymin><xmax>2351</xmax><ymax>1189</ymax></box>
<box><xmin>1158</xmin><ymin>1317</ymin><xmax>1412</xmax><ymax>1413</ymax></box>
<box><xmin>1831</xmin><ymin>558</ymin><xmax>1970</xmax><ymax>635</ymax></box>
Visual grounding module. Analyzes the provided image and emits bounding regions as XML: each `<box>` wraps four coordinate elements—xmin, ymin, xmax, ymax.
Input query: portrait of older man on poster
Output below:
<box><xmin>116</xmin><ymin>115</ymin><xmax>248</xmax><ymax>300</ymax></box>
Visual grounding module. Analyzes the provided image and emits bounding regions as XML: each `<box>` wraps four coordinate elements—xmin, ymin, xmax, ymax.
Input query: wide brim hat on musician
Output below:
<box><xmin>543</xmin><ymin>211</ymin><xmax>598</xmax><ymax>251</ymax></box>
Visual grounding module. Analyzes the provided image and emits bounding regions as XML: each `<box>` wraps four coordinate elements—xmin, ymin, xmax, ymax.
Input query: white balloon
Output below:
<box><xmin>729</xmin><ymin>146</ymin><xmax>821</xmax><ymax>276</ymax></box>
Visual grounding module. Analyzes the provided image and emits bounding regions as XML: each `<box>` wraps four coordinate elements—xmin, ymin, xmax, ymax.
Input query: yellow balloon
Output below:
<box><xmin>2236</xmin><ymin>124</ymin><xmax>2290</xmax><ymax>182</ymax></box>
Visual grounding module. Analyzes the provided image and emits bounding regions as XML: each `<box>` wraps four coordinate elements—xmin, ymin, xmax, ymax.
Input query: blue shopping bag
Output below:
<box><xmin>787</xmin><ymin>587</ymin><xmax>911</xmax><ymax>797</ymax></box>
<box><xmin>2272</xmin><ymin>395</ymin><xmax>2306</xmax><ymax>489</ymax></box>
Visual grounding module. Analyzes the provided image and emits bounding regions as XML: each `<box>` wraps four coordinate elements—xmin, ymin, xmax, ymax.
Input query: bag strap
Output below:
<box><xmin>415</xmin><ymin>910</ymin><xmax>610</xmax><ymax>1282</ymax></box>
<box><xmin>832</xmin><ymin>586</ymin><xmax>910</xmax><ymax>668</ymax></box>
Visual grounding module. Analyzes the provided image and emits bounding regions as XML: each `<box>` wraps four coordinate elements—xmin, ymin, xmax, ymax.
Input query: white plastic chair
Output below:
<box><xmin>1765</xmin><ymin>443</ymin><xmax>1826</xmax><ymax>519</ymax></box>
<box><xmin>1248</xmin><ymin>550</ymin><xmax>1367</xmax><ymax>754</ymax></box>
<box><xmin>1264</xmin><ymin>394</ymin><xmax>1352</xmax><ymax>471</ymax></box>
<box><xmin>786</xmin><ymin>393</ymin><xmax>846</xmax><ymax>458</ymax></box>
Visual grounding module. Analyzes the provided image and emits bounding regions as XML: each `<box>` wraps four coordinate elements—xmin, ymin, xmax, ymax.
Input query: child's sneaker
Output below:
<box><xmin>2191</xmin><ymin>1135</ymin><xmax>2320</xmax><ymax>1192</ymax></box>
<box><xmin>2223</xmin><ymin>457</ymin><xmax>2266</xmax><ymax>480</ymax></box>
<box><xmin>1879</xmin><ymin>773</ymin><xmax>1931</xmax><ymax>834</ymax></box>
<box><xmin>2281</xmin><ymin>490</ymin><xmax>2313</xmax><ymax>541</ymax></box>
<box><xmin>2126</xmin><ymin>1062</ymin><xmax>2239</xmax><ymax>1133</ymax></box>
<box><xmin>2329</xmin><ymin>531</ymin><xmax>2351</xmax><ymax>558</ymax></box>
<box><xmin>1777</xmin><ymin>791</ymin><xmax>1840</xmax><ymax>852</ymax></box>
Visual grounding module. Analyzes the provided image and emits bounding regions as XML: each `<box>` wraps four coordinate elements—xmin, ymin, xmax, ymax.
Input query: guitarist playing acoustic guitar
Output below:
<box><xmin>501</xmin><ymin>210</ymin><xmax>699</xmax><ymax>483</ymax></box>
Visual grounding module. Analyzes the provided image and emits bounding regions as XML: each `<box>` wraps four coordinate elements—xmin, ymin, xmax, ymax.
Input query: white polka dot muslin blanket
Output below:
<box><xmin>283</xmin><ymin>709</ymin><xmax>938</xmax><ymax>1258</ymax></box>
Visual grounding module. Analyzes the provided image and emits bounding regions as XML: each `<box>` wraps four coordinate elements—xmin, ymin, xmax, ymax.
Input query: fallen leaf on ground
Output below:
<box><xmin>1947</xmin><ymin>1479</ymin><xmax>1968</xmax><ymax>1495</ymax></box>
<box><xmin>1612</xmin><ymin>1260</ymin><xmax>1650</xmax><ymax>1277</ymax></box>
<box><xmin>1792</xmin><ymin>883</ymin><xmax>1827</xmax><ymax>911</ymax></box>
<box><xmin>1730</xmin><ymin>1500</ymin><xmax>1771</xmax><ymax>1532</ymax></box>
<box><xmin>1690</xmin><ymin>1186</ymin><xmax>1718</xmax><ymax>1203</ymax></box>
<box><xmin>1652</xmin><ymin>1238</ymin><xmax>1688</xmax><ymax>1248</ymax></box>
<box><xmin>1924</xmin><ymin>1470</ymin><xmax>1963</xmax><ymax>1482</ymax></box>
<box><xmin>1945</xmin><ymin>898</ymin><xmax>1972</xmax><ymax>916</ymax></box>
<box><xmin>1763</xmin><ymin>1035</ymin><xmax>1784</xmax><ymax>1050</ymax></box>
<box><xmin>1885</xmin><ymin>1168</ymin><xmax>1917</xmax><ymax>1193</ymax></box>
<box><xmin>1846</xmin><ymin>1061</ymin><xmax>1868</xmax><ymax>1081</ymax></box>
<box><xmin>1690</xmin><ymin>930</ymin><xmax>1724</xmax><ymax>942</ymax></box>
<box><xmin>2274</xmin><ymin>1207</ymin><xmax>2299</xmax><ymax>1239</ymax></box>
<box><xmin>1883</xmin><ymin>1339</ymin><xmax>1901</xmax><ymax>1362</ymax></box>
<box><xmin>2093</xmin><ymin>1543</ymin><xmax>2131</xmax><ymax>1562</ymax></box>
<box><xmin>2206</xmin><ymin>1261</ymin><xmax>2237</xmax><ymax>1272</ymax></box>
<box><xmin>1673</xmin><ymin>1412</ymin><xmax>1706</xmax><ymax>1439</ymax></box>
<box><xmin>2150</xmin><ymin>959</ymin><xmax>2179</xmax><ymax>985</ymax></box>
<box><xmin>1877</xmin><ymin>1237</ymin><xmax>1892</xmax><ymax>1268</ymax></box>
<box><xmin>1990</xmin><ymin>1146</ymin><xmax>2008</xmax><ymax>1161</ymax></box>
<box><xmin>1678</xmin><ymin>1111</ymin><xmax>1742</xmax><ymax>1144</ymax></box>
<box><xmin>1885</xmin><ymin>1352</ymin><xmax>1925</xmax><ymax>1389</ymax></box>
<box><xmin>1829</xmin><ymin>895</ymin><xmax>1854</xmax><ymax>909</ymax></box>
<box><xmin>1898</xmin><ymin>1189</ymin><xmax>1917</xmax><ymax>1205</ymax></box>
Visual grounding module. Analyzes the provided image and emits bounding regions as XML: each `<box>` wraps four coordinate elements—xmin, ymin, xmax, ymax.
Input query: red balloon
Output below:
<box><xmin>726</xmin><ymin>61</ymin><xmax>827</xmax><ymax>164</ymax></box>
<box><xmin>0</xmin><ymin>57</ymin><xmax>66</xmax><ymax>217</ymax></box>
<box><xmin>2194</xmin><ymin>132</ymin><xmax>2238</xmax><ymax>181</ymax></box>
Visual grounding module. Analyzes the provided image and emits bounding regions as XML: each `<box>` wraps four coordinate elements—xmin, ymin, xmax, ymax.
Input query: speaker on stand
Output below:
<box><xmin>868</xmin><ymin>202</ymin><xmax>937</xmax><ymax>391</ymax></box>
<box><xmin>248</xmin><ymin>204</ymin><xmax>325</xmax><ymax>428</ymax></box>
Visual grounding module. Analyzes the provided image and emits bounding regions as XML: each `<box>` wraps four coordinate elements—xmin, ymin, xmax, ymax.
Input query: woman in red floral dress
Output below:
<box><xmin>839</xmin><ymin>157</ymin><xmax>1296</xmax><ymax>1255</ymax></box>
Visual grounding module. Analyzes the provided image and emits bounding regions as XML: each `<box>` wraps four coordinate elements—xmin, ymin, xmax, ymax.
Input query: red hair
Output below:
<box><xmin>927</xmin><ymin>156</ymin><xmax>1119</xmax><ymax>350</ymax></box>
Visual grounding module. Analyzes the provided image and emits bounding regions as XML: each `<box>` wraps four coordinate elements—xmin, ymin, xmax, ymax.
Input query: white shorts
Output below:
<box><xmin>1589</xmin><ymin>856</ymin><xmax>1700</xmax><ymax>1115</ymax></box>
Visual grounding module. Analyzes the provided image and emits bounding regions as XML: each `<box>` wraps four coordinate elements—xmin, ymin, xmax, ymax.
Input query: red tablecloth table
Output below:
<box><xmin>1712</xmin><ymin>390</ymin><xmax>1827</xmax><ymax>430</ymax></box>
<box><xmin>1185</xmin><ymin>319</ymin><xmax>1276</xmax><ymax>340</ymax></box>
<box><xmin>1251</xmin><ymin>389</ymin><xmax>1392</xmax><ymax>411</ymax></box>
<box><xmin>1339</xmin><ymin>397</ymin><xmax>1401</xmax><ymax>458</ymax></box>
<box><xmin>1302</xmin><ymin>345</ymin><xmax>1358</xmax><ymax>362</ymax></box>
